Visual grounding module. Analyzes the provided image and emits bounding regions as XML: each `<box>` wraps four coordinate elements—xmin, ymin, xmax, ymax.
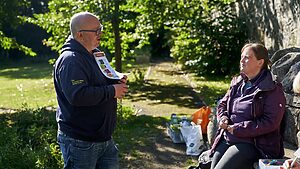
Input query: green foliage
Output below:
<box><xmin>169</xmin><ymin>0</ymin><xmax>247</xmax><ymax>75</ymax></box>
<box><xmin>0</xmin><ymin>107</ymin><xmax>63</xmax><ymax>169</ymax></box>
<box><xmin>0</xmin><ymin>31</ymin><xmax>36</xmax><ymax>56</ymax></box>
<box><xmin>0</xmin><ymin>104</ymin><xmax>142</xmax><ymax>169</ymax></box>
<box><xmin>117</xmin><ymin>103</ymin><xmax>135</xmax><ymax>127</ymax></box>
<box><xmin>0</xmin><ymin>0</ymin><xmax>27</xmax><ymax>28</ymax></box>
<box><xmin>0</xmin><ymin>0</ymin><xmax>37</xmax><ymax>56</ymax></box>
<box><xmin>121</xmin><ymin>0</ymin><xmax>247</xmax><ymax>75</ymax></box>
<box><xmin>23</xmin><ymin>0</ymin><xmax>117</xmax><ymax>54</ymax></box>
<box><xmin>23</xmin><ymin>0</ymin><xmax>78</xmax><ymax>52</ymax></box>
<box><xmin>131</xmin><ymin>68</ymin><xmax>145</xmax><ymax>84</ymax></box>
<box><xmin>24</xmin><ymin>0</ymin><xmax>247</xmax><ymax>75</ymax></box>
<box><xmin>0</xmin><ymin>124</ymin><xmax>35</xmax><ymax>169</ymax></box>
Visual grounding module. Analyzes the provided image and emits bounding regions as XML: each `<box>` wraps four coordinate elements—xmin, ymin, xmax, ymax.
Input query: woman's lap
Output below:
<box><xmin>211</xmin><ymin>140</ymin><xmax>259</xmax><ymax>169</ymax></box>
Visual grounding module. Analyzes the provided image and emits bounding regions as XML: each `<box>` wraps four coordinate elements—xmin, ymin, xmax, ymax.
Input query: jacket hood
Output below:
<box><xmin>60</xmin><ymin>36</ymin><xmax>90</xmax><ymax>56</ymax></box>
<box><xmin>254</xmin><ymin>70</ymin><xmax>277</xmax><ymax>91</ymax></box>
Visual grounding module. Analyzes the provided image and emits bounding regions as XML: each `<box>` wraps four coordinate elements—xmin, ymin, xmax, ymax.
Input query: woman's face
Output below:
<box><xmin>240</xmin><ymin>47</ymin><xmax>264</xmax><ymax>79</ymax></box>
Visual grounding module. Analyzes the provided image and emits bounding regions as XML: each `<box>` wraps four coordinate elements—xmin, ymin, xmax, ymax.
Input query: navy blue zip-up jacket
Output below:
<box><xmin>54</xmin><ymin>37</ymin><xmax>117</xmax><ymax>142</ymax></box>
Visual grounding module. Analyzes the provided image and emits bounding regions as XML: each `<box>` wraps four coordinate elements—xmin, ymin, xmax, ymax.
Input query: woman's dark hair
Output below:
<box><xmin>241</xmin><ymin>43</ymin><xmax>271</xmax><ymax>70</ymax></box>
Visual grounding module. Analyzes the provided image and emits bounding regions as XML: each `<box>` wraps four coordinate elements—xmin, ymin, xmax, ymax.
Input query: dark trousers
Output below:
<box><xmin>210</xmin><ymin>140</ymin><xmax>259</xmax><ymax>169</ymax></box>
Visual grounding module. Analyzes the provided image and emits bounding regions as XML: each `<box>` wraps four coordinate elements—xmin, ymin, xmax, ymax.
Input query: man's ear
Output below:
<box><xmin>76</xmin><ymin>32</ymin><xmax>83</xmax><ymax>40</ymax></box>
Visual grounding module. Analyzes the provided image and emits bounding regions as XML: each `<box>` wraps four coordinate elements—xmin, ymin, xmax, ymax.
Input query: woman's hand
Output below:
<box><xmin>226</xmin><ymin>125</ymin><xmax>234</xmax><ymax>134</ymax></box>
<box><xmin>219</xmin><ymin>117</ymin><xmax>234</xmax><ymax>134</ymax></box>
<box><xmin>219</xmin><ymin>117</ymin><xmax>228</xmax><ymax>130</ymax></box>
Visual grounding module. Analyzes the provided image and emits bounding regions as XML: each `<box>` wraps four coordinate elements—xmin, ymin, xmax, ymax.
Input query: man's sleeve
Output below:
<box><xmin>58</xmin><ymin>59</ymin><xmax>115</xmax><ymax>106</ymax></box>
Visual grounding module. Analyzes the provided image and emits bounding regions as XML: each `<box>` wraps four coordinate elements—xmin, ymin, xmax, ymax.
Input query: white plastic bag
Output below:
<box><xmin>180</xmin><ymin>124</ymin><xmax>203</xmax><ymax>156</ymax></box>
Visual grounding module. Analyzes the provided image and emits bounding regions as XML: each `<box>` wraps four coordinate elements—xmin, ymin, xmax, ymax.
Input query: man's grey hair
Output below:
<box><xmin>70</xmin><ymin>12</ymin><xmax>99</xmax><ymax>38</ymax></box>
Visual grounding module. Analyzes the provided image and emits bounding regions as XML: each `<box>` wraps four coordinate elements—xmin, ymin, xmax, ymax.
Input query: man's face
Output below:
<box><xmin>240</xmin><ymin>47</ymin><xmax>263</xmax><ymax>78</ymax></box>
<box><xmin>77</xmin><ymin>16</ymin><xmax>102</xmax><ymax>53</ymax></box>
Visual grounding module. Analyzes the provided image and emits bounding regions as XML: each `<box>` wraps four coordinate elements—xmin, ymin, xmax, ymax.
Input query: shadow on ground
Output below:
<box><xmin>116</xmin><ymin>114</ymin><xmax>197</xmax><ymax>169</ymax></box>
<box><xmin>127</xmin><ymin>80</ymin><xmax>204</xmax><ymax>109</ymax></box>
<box><xmin>0</xmin><ymin>62</ymin><xmax>52</xmax><ymax>79</ymax></box>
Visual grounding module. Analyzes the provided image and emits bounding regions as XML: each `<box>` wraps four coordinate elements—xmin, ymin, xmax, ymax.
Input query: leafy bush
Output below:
<box><xmin>0</xmin><ymin>126</ymin><xmax>37</xmax><ymax>169</ymax></box>
<box><xmin>0</xmin><ymin>107</ymin><xmax>63</xmax><ymax>169</ymax></box>
<box><xmin>170</xmin><ymin>1</ymin><xmax>247</xmax><ymax>75</ymax></box>
<box><xmin>0</xmin><ymin>0</ymin><xmax>37</xmax><ymax>57</ymax></box>
<box><xmin>0</xmin><ymin>104</ymin><xmax>137</xmax><ymax>168</ymax></box>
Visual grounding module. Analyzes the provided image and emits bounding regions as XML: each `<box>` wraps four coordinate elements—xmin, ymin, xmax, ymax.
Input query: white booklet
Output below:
<box><xmin>295</xmin><ymin>148</ymin><xmax>300</xmax><ymax>157</ymax></box>
<box><xmin>93</xmin><ymin>51</ymin><xmax>124</xmax><ymax>80</ymax></box>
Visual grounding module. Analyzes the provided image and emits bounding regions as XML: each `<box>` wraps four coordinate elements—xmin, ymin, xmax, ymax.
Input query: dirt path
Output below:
<box><xmin>123</xmin><ymin>58</ymin><xmax>203</xmax><ymax>169</ymax></box>
<box><xmin>124</xmin><ymin>58</ymin><xmax>204</xmax><ymax>117</ymax></box>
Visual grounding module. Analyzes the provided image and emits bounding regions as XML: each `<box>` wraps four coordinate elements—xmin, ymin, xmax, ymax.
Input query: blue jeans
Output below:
<box><xmin>57</xmin><ymin>131</ymin><xmax>119</xmax><ymax>169</ymax></box>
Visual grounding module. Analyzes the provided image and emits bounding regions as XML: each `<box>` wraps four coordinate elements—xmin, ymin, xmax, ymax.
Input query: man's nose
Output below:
<box><xmin>240</xmin><ymin>57</ymin><xmax>245</xmax><ymax>63</ymax></box>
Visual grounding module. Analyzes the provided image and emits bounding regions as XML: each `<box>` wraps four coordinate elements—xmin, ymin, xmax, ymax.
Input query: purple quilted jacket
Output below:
<box><xmin>210</xmin><ymin>70</ymin><xmax>286</xmax><ymax>158</ymax></box>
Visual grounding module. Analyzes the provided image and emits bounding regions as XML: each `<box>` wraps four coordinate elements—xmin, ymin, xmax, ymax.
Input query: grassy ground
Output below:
<box><xmin>0</xmin><ymin>60</ymin><xmax>56</xmax><ymax>109</ymax></box>
<box><xmin>189</xmin><ymin>74</ymin><xmax>231</xmax><ymax>106</ymax></box>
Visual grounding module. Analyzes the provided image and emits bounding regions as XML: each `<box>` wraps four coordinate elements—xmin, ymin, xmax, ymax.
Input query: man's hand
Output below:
<box><xmin>113</xmin><ymin>83</ymin><xmax>128</xmax><ymax>99</ymax></box>
<box><xmin>119</xmin><ymin>75</ymin><xmax>127</xmax><ymax>84</ymax></box>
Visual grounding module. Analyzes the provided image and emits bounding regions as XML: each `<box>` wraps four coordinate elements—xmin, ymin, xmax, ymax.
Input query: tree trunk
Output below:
<box><xmin>112</xmin><ymin>0</ymin><xmax>122</xmax><ymax>72</ymax></box>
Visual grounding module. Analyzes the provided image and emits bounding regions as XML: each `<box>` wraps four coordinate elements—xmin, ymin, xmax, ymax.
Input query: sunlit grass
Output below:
<box><xmin>0</xmin><ymin>61</ymin><xmax>56</xmax><ymax>110</ymax></box>
<box><xmin>189</xmin><ymin>73</ymin><xmax>231</xmax><ymax>105</ymax></box>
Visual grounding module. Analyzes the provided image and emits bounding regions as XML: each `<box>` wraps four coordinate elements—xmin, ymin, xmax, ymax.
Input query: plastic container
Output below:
<box><xmin>171</xmin><ymin>113</ymin><xmax>179</xmax><ymax>124</ymax></box>
<box><xmin>166</xmin><ymin>122</ymin><xmax>185</xmax><ymax>143</ymax></box>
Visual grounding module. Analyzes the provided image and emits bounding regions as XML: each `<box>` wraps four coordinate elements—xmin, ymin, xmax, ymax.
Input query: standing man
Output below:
<box><xmin>54</xmin><ymin>12</ymin><xmax>128</xmax><ymax>169</ymax></box>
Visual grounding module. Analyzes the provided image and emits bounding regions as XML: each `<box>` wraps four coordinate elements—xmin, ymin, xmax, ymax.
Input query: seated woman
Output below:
<box><xmin>210</xmin><ymin>43</ymin><xmax>286</xmax><ymax>169</ymax></box>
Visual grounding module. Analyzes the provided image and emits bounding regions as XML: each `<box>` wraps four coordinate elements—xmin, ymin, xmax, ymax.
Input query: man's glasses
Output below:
<box><xmin>78</xmin><ymin>24</ymin><xmax>103</xmax><ymax>36</ymax></box>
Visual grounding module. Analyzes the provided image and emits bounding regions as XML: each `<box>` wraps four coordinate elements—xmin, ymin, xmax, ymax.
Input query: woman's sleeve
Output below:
<box><xmin>217</xmin><ymin>90</ymin><xmax>230</xmax><ymax>122</ymax></box>
<box><xmin>217</xmin><ymin>77</ymin><xmax>237</xmax><ymax>122</ymax></box>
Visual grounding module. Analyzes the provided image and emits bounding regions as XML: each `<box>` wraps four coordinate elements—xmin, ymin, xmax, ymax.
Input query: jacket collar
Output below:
<box><xmin>232</xmin><ymin>69</ymin><xmax>276</xmax><ymax>92</ymax></box>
